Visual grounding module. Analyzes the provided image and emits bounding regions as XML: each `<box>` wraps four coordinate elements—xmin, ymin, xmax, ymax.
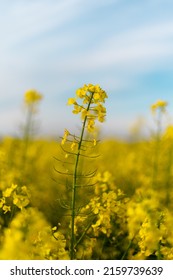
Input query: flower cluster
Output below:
<box><xmin>0</xmin><ymin>207</ymin><xmax>69</xmax><ymax>260</ymax></box>
<box><xmin>24</xmin><ymin>89</ymin><xmax>43</xmax><ymax>105</ymax></box>
<box><xmin>67</xmin><ymin>84</ymin><xmax>108</xmax><ymax>133</ymax></box>
<box><xmin>0</xmin><ymin>183</ymin><xmax>30</xmax><ymax>213</ymax></box>
<box><xmin>24</xmin><ymin>89</ymin><xmax>43</xmax><ymax>114</ymax></box>
<box><xmin>73</xmin><ymin>172</ymin><xmax>128</xmax><ymax>259</ymax></box>
<box><xmin>151</xmin><ymin>100</ymin><xmax>168</xmax><ymax>114</ymax></box>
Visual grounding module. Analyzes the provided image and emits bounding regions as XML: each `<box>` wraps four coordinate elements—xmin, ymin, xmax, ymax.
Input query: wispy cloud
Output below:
<box><xmin>0</xmin><ymin>0</ymin><xmax>81</xmax><ymax>51</ymax></box>
<box><xmin>59</xmin><ymin>20</ymin><xmax>173</xmax><ymax>74</ymax></box>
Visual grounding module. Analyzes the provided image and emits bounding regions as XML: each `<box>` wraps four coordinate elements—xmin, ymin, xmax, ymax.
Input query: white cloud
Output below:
<box><xmin>57</xmin><ymin>20</ymin><xmax>173</xmax><ymax>75</ymax></box>
<box><xmin>0</xmin><ymin>0</ymin><xmax>81</xmax><ymax>51</ymax></box>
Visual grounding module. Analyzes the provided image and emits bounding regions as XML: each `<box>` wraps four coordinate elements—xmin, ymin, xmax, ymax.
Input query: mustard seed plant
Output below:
<box><xmin>23</xmin><ymin>90</ymin><xmax>43</xmax><ymax>146</ymax></box>
<box><xmin>22</xmin><ymin>90</ymin><xmax>43</xmax><ymax>171</ymax></box>
<box><xmin>150</xmin><ymin>100</ymin><xmax>168</xmax><ymax>189</ymax></box>
<box><xmin>55</xmin><ymin>84</ymin><xmax>108</xmax><ymax>259</ymax></box>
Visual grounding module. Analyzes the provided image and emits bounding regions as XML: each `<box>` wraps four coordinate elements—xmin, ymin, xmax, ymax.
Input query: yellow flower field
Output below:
<box><xmin>0</xmin><ymin>86</ymin><xmax>173</xmax><ymax>260</ymax></box>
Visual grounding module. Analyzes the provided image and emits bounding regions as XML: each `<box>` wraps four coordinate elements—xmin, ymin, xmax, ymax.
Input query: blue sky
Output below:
<box><xmin>1</xmin><ymin>0</ymin><xmax>173</xmax><ymax>138</ymax></box>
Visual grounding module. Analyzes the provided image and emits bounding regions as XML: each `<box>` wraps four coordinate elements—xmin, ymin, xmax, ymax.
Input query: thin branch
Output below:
<box><xmin>53</xmin><ymin>166</ymin><xmax>73</xmax><ymax>176</ymax></box>
<box><xmin>53</xmin><ymin>156</ymin><xmax>74</xmax><ymax>165</ymax></box>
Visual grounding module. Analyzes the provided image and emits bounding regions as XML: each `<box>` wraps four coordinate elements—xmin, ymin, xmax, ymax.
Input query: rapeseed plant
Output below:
<box><xmin>57</xmin><ymin>83</ymin><xmax>107</xmax><ymax>259</ymax></box>
<box><xmin>150</xmin><ymin>100</ymin><xmax>168</xmax><ymax>189</ymax></box>
<box><xmin>22</xmin><ymin>89</ymin><xmax>43</xmax><ymax>173</ymax></box>
<box><xmin>23</xmin><ymin>89</ymin><xmax>43</xmax><ymax>138</ymax></box>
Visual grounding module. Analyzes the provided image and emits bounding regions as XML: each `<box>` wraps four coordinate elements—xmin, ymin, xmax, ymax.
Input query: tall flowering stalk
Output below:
<box><xmin>24</xmin><ymin>89</ymin><xmax>43</xmax><ymax>142</ymax></box>
<box><xmin>150</xmin><ymin>100</ymin><xmax>168</xmax><ymax>189</ymax></box>
<box><xmin>22</xmin><ymin>89</ymin><xmax>43</xmax><ymax>167</ymax></box>
<box><xmin>58</xmin><ymin>84</ymin><xmax>107</xmax><ymax>259</ymax></box>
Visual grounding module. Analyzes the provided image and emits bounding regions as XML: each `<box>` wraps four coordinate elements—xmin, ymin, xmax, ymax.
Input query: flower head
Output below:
<box><xmin>68</xmin><ymin>83</ymin><xmax>108</xmax><ymax>133</ymax></box>
<box><xmin>24</xmin><ymin>89</ymin><xmax>43</xmax><ymax>105</ymax></box>
<box><xmin>151</xmin><ymin>100</ymin><xmax>168</xmax><ymax>114</ymax></box>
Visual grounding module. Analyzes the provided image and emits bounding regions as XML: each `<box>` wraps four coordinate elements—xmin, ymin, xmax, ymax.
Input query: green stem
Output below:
<box><xmin>165</xmin><ymin>144</ymin><xmax>173</xmax><ymax>206</ymax></box>
<box><xmin>152</xmin><ymin>109</ymin><xmax>162</xmax><ymax>189</ymax></box>
<box><xmin>22</xmin><ymin>106</ymin><xmax>33</xmax><ymax>169</ymax></box>
<box><xmin>70</xmin><ymin>93</ymin><xmax>94</xmax><ymax>259</ymax></box>
<box><xmin>121</xmin><ymin>238</ymin><xmax>133</xmax><ymax>260</ymax></box>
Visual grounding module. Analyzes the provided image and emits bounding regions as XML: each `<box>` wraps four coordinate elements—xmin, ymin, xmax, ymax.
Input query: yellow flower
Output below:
<box><xmin>72</xmin><ymin>104</ymin><xmax>82</xmax><ymax>114</ymax></box>
<box><xmin>98</xmin><ymin>113</ymin><xmax>105</xmax><ymax>123</ymax></box>
<box><xmin>76</xmin><ymin>89</ymin><xmax>87</xmax><ymax>98</ymax></box>
<box><xmin>24</xmin><ymin>89</ymin><xmax>43</xmax><ymax>105</ymax></box>
<box><xmin>87</xmin><ymin>84</ymin><xmax>95</xmax><ymax>93</ymax></box>
<box><xmin>3</xmin><ymin>184</ymin><xmax>17</xmax><ymax>197</ymax></box>
<box><xmin>3</xmin><ymin>187</ymin><xmax>14</xmax><ymax>198</ymax></box>
<box><xmin>64</xmin><ymin>129</ymin><xmax>70</xmax><ymax>137</ymax></box>
<box><xmin>13</xmin><ymin>194</ymin><xmax>30</xmax><ymax>210</ymax></box>
<box><xmin>61</xmin><ymin>129</ymin><xmax>70</xmax><ymax>145</ymax></box>
<box><xmin>0</xmin><ymin>197</ymin><xmax>5</xmax><ymax>208</ymax></box>
<box><xmin>71</xmin><ymin>142</ymin><xmax>77</xmax><ymax>151</ymax></box>
<box><xmin>93</xmin><ymin>92</ymin><xmax>101</xmax><ymax>100</ymax></box>
<box><xmin>52</xmin><ymin>226</ymin><xmax>57</xmax><ymax>231</ymax></box>
<box><xmin>87</xmin><ymin>119</ymin><xmax>95</xmax><ymax>132</ymax></box>
<box><xmin>2</xmin><ymin>205</ymin><xmax>11</xmax><ymax>214</ymax></box>
<box><xmin>93</xmin><ymin>139</ymin><xmax>97</xmax><ymax>146</ymax></box>
<box><xmin>151</xmin><ymin>100</ymin><xmax>168</xmax><ymax>113</ymax></box>
<box><xmin>95</xmin><ymin>104</ymin><xmax>106</xmax><ymax>114</ymax></box>
<box><xmin>67</xmin><ymin>98</ymin><xmax>76</xmax><ymax>105</ymax></box>
<box><xmin>12</xmin><ymin>186</ymin><xmax>30</xmax><ymax>210</ymax></box>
